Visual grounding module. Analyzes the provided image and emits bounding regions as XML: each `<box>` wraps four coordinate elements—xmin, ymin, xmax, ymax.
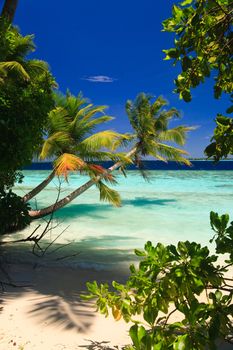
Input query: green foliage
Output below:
<box><xmin>163</xmin><ymin>0</ymin><xmax>233</xmax><ymax>162</ymax></box>
<box><xmin>0</xmin><ymin>20</ymin><xmax>55</xmax><ymax>180</ymax></box>
<box><xmin>0</xmin><ymin>20</ymin><xmax>55</xmax><ymax>231</ymax></box>
<box><xmin>162</xmin><ymin>0</ymin><xmax>233</xmax><ymax>102</ymax></box>
<box><xmin>84</xmin><ymin>213</ymin><xmax>233</xmax><ymax>349</ymax></box>
<box><xmin>205</xmin><ymin>116</ymin><xmax>233</xmax><ymax>160</ymax></box>
<box><xmin>40</xmin><ymin>91</ymin><xmax>131</xmax><ymax>206</ymax></box>
<box><xmin>210</xmin><ymin>211</ymin><xmax>233</xmax><ymax>261</ymax></box>
<box><xmin>0</xmin><ymin>189</ymin><xmax>31</xmax><ymax>235</ymax></box>
<box><xmin>125</xmin><ymin>93</ymin><xmax>194</xmax><ymax>176</ymax></box>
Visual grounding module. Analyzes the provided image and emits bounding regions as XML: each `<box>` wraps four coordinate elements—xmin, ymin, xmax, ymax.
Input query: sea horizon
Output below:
<box><xmin>24</xmin><ymin>159</ymin><xmax>233</xmax><ymax>171</ymax></box>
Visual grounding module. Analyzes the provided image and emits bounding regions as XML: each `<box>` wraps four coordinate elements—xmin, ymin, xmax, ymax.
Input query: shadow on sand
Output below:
<box><xmin>0</xmin><ymin>257</ymin><xmax>130</xmax><ymax>336</ymax></box>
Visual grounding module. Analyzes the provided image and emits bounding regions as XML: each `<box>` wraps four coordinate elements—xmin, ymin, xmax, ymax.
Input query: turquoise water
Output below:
<box><xmin>6</xmin><ymin>170</ymin><xmax>233</xmax><ymax>269</ymax></box>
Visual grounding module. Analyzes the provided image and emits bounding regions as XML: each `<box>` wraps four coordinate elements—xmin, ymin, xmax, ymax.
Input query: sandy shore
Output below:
<box><xmin>0</xmin><ymin>263</ymin><xmax>232</xmax><ymax>350</ymax></box>
<box><xmin>0</xmin><ymin>263</ymin><xmax>131</xmax><ymax>350</ymax></box>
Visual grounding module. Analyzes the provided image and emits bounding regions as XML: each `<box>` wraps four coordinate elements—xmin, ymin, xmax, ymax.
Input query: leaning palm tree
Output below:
<box><xmin>29</xmin><ymin>93</ymin><xmax>194</xmax><ymax>220</ymax></box>
<box><xmin>26</xmin><ymin>92</ymin><xmax>131</xmax><ymax>213</ymax></box>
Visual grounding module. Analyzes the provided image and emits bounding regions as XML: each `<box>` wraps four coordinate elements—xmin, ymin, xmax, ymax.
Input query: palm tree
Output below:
<box><xmin>27</xmin><ymin>92</ymin><xmax>131</xmax><ymax>215</ymax></box>
<box><xmin>125</xmin><ymin>93</ymin><xmax>192</xmax><ymax>171</ymax></box>
<box><xmin>29</xmin><ymin>93</ymin><xmax>193</xmax><ymax>219</ymax></box>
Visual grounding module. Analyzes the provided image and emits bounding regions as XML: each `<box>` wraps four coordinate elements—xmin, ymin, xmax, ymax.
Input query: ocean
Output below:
<box><xmin>3</xmin><ymin>162</ymin><xmax>233</xmax><ymax>270</ymax></box>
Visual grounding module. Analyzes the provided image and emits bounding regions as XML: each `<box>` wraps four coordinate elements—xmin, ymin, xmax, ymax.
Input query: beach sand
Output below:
<box><xmin>0</xmin><ymin>263</ymin><xmax>132</xmax><ymax>350</ymax></box>
<box><xmin>0</xmin><ymin>263</ymin><xmax>232</xmax><ymax>350</ymax></box>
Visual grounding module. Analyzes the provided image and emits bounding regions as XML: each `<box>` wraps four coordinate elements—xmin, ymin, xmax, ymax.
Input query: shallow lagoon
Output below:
<box><xmin>7</xmin><ymin>170</ymin><xmax>233</xmax><ymax>269</ymax></box>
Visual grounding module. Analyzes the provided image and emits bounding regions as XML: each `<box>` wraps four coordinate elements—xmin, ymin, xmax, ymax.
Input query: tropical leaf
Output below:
<box><xmin>12</xmin><ymin>34</ymin><xmax>35</xmax><ymax>58</ymax></box>
<box><xmin>81</xmin><ymin>130</ymin><xmax>126</xmax><ymax>151</ymax></box>
<box><xmin>83</xmin><ymin>115</ymin><xmax>114</xmax><ymax>129</ymax></box>
<box><xmin>40</xmin><ymin>132</ymin><xmax>72</xmax><ymax>159</ymax></box>
<box><xmin>54</xmin><ymin>153</ymin><xmax>86</xmax><ymax>180</ymax></box>
<box><xmin>65</xmin><ymin>93</ymin><xmax>88</xmax><ymax>116</ymax></box>
<box><xmin>157</xmin><ymin>143</ymin><xmax>191</xmax><ymax>165</ymax></box>
<box><xmin>48</xmin><ymin>107</ymin><xmax>70</xmax><ymax>133</ymax></box>
<box><xmin>110</xmin><ymin>133</ymin><xmax>135</xmax><ymax>150</ymax></box>
<box><xmin>0</xmin><ymin>61</ymin><xmax>30</xmax><ymax>80</ymax></box>
<box><xmin>96</xmin><ymin>181</ymin><xmax>121</xmax><ymax>207</ymax></box>
<box><xmin>70</xmin><ymin>115</ymin><xmax>113</xmax><ymax>139</ymax></box>
<box><xmin>84</xmin><ymin>164</ymin><xmax>118</xmax><ymax>184</ymax></box>
<box><xmin>151</xmin><ymin>95</ymin><xmax>168</xmax><ymax>115</ymax></box>
<box><xmin>80</xmin><ymin>105</ymin><xmax>108</xmax><ymax>122</ymax></box>
<box><xmin>158</xmin><ymin>126</ymin><xmax>195</xmax><ymax>146</ymax></box>
<box><xmin>26</xmin><ymin>59</ymin><xmax>50</xmax><ymax>77</ymax></box>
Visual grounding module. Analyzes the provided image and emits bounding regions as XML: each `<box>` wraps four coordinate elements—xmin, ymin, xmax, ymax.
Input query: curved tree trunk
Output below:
<box><xmin>22</xmin><ymin>169</ymin><xmax>56</xmax><ymax>203</ymax></box>
<box><xmin>1</xmin><ymin>0</ymin><xmax>18</xmax><ymax>22</ymax></box>
<box><xmin>29</xmin><ymin>148</ymin><xmax>137</xmax><ymax>220</ymax></box>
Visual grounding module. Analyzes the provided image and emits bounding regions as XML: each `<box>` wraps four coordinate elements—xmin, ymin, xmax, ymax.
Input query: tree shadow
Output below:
<box><xmin>0</xmin><ymin>262</ymin><xmax>130</xmax><ymax>335</ymax></box>
<box><xmin>27</xmin><ymin>293</ymin><xmax>95</xmax><ymax>333</ymax></box>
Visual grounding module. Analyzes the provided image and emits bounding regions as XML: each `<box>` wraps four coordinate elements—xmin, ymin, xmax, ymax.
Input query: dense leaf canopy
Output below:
<box><xmin>163</xmin><ymin>0</ymin><xmax>233</xmax><ymax>102</ymax></box>
<box><xmin>163</xmin><ymin>0</ymin><xmax>233</xmax><ymax>160</ymax></box>
<box><xmin>0</xmin><ymin>20</ymin><xmax>55</xmax><ymax>187</ymax></box>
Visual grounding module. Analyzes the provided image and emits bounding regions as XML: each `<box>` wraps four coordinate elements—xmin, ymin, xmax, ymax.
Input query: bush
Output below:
<box><xmin>0</xmin><ymin>189</ymin><xmax>31</xmax><ymax>234</ymax></box>
<box><xmin>84</xmin><ymin>212</ymin><xmax>233</xmax><ymax>349</ymax></box>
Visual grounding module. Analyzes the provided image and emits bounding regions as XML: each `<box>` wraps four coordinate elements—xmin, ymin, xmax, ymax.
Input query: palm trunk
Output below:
<box><xmin>22</xmin><ymin>169</ymin><xmax>56</xmax><ymax>203</ymax></box>
<box><xmin>29</xmin><ymin>148</ymin><xmax>137</xmax><ymax>220</ymax></box>
<box><xmin>1</xmin><ymin>0</ymin><xmax>18</xmax><ymax>22</ymax></box>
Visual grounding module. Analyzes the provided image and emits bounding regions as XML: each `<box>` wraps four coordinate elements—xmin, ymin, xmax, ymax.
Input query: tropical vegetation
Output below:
<box><xmin>28</xmin><ymin>92</ymin><xmax>193</xmax><ymax>219</ymax></box>
<box><xmin>0</xmin><ymin>13</ymin><xmax>55</xmax><ymax>232</ymax></box>
<box><xmin>0</xmin><ymin>1</ymin><xmax>232</xmax><ymax>347</ymax></box>
<box><xmin>162</xmin><ymin>0</ymin><xmax>233</xmax><ymax>159</ymax></box>
<box><xmin>85</xmin><ymin>1</ymin><xmax>233</xmax><ymax>349</ymax></box>
<box><xmin>85</xmin><ymin>212</ymin><xmax>233</xmax><ymax>349</ymax></box>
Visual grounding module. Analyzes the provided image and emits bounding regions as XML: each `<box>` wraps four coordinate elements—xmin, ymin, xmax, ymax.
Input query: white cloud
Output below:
<box><xmin>82</xmin><ymin>75</ymin><xmax>116</xmax><ymax>83</ymax></box>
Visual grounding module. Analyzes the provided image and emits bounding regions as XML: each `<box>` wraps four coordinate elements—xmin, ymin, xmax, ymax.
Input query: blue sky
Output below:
<box><xmin>10</xmin><ymin>0</ymin><xmax>230</xmax><ymax>157</ymax></box>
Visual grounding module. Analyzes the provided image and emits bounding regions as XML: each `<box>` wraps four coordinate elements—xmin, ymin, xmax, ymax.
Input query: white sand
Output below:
<box><xmin>0</xmin><ymin>263</ymin><xmax>232</xmax><ymax>350</ymax></box>
<box><xmin>0</xmin><ymin>264</ymin><xmax>131</xmax><ymax>350</ymax></box>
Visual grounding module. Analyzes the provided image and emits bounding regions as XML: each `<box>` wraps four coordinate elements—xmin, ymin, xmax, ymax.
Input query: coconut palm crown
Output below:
<box><xmin>125</xmin><ymin>93</ymin><xmax>193</xmax><ymax>173</ymax></box>
<box><xmin>39</xmin><ymin>91</ymin><xmax>131</xmax><ymax>206</ymax></box>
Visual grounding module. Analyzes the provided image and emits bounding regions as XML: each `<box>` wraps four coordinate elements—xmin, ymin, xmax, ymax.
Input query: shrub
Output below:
<box><xmin>84</xmin><ymin>212</ymin><xmax>233</xmax><ymax>349</ymax></box>
<box><xmin>0</xmin><ymin>189</ymin><xmax>31</xmax><ymax>234</ymax></box>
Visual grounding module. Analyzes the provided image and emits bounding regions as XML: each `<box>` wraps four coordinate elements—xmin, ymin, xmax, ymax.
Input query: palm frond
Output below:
<box><xmin>154</xmin><ymin>108</ymin><xmax>180</xmax><ymax>131</ymax></box>
<box><xmin>84</xmin><ymin>115</ymin><xmax>114</xmax><ymax>129</ymax></box>
<box><xmin>84</xmin><ymin>164</ymin><xmax>118</xmax><ymax>185</ymax></box>
<box><xmin>158</xmin><ymin>126</ymin><xmax>194</xmax><ymax>146</ymax></box>
<box><xmin>96</xmin><ymin>181</ymin><xmax>121</xmax><ymax>207</ymax></box>
<box><xmin>65</xmin><ymin>93</ymin><xmax>87</xmax><ymax>115</ymax></box>
<box><xmin>54</xmin><ymin>153</ymin><xmax>86</xmax><ymax>180</ymax></box>
<box><xmin>48</xmin><ymin>107</ymin><xmax>70</xmax><ymax>133</ymax></box>
<box><xmin>80</xmin><ymin>130</ymin><xmax>126</xmax><ymax>151</ymax></box>
<box><xmin>156</xmin><ymin>143</ymin><xmax>191</xmax><ymax>166</ymax></box>
<box><xmin>0</xmin><ymin>61</ymin><xmax>30</xmax><ymax>80</ymax></box>
<box><xmin>110</xmin><ymin>133</ymin><xmax>135</xmax><ymax>150</ymax></box>
<box><xmin>77</xmin><ymin>105</ymin><xmax>107</xmax><ymax>121</ymax></box>
<box><xmin>151</xmin><ymin>95</ymin><xmax>168</xmax><ymax>115</ymax></box>
<box><xmin>134</xmin><ymin>154</ymin><xmax>150</xmax><ymax>181</ymax></box>
<box><xmin>40</xmin><ymin>131</ymin><xmax>72</xmax><ymax>159</ymax></box>
<box><xmin>70</xmin><ymin>115</ymin><xmax>113</xmax><ymax>140</ymax></box>
<box><xmin>12</xmin><ymin>34</ymin><xmax>35</xmax><ymax>58</ymax></box>
<box><xmin>25</xmin><ymin>59</ymin><xmax>49</xmax><ymax>77</ymax></box>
